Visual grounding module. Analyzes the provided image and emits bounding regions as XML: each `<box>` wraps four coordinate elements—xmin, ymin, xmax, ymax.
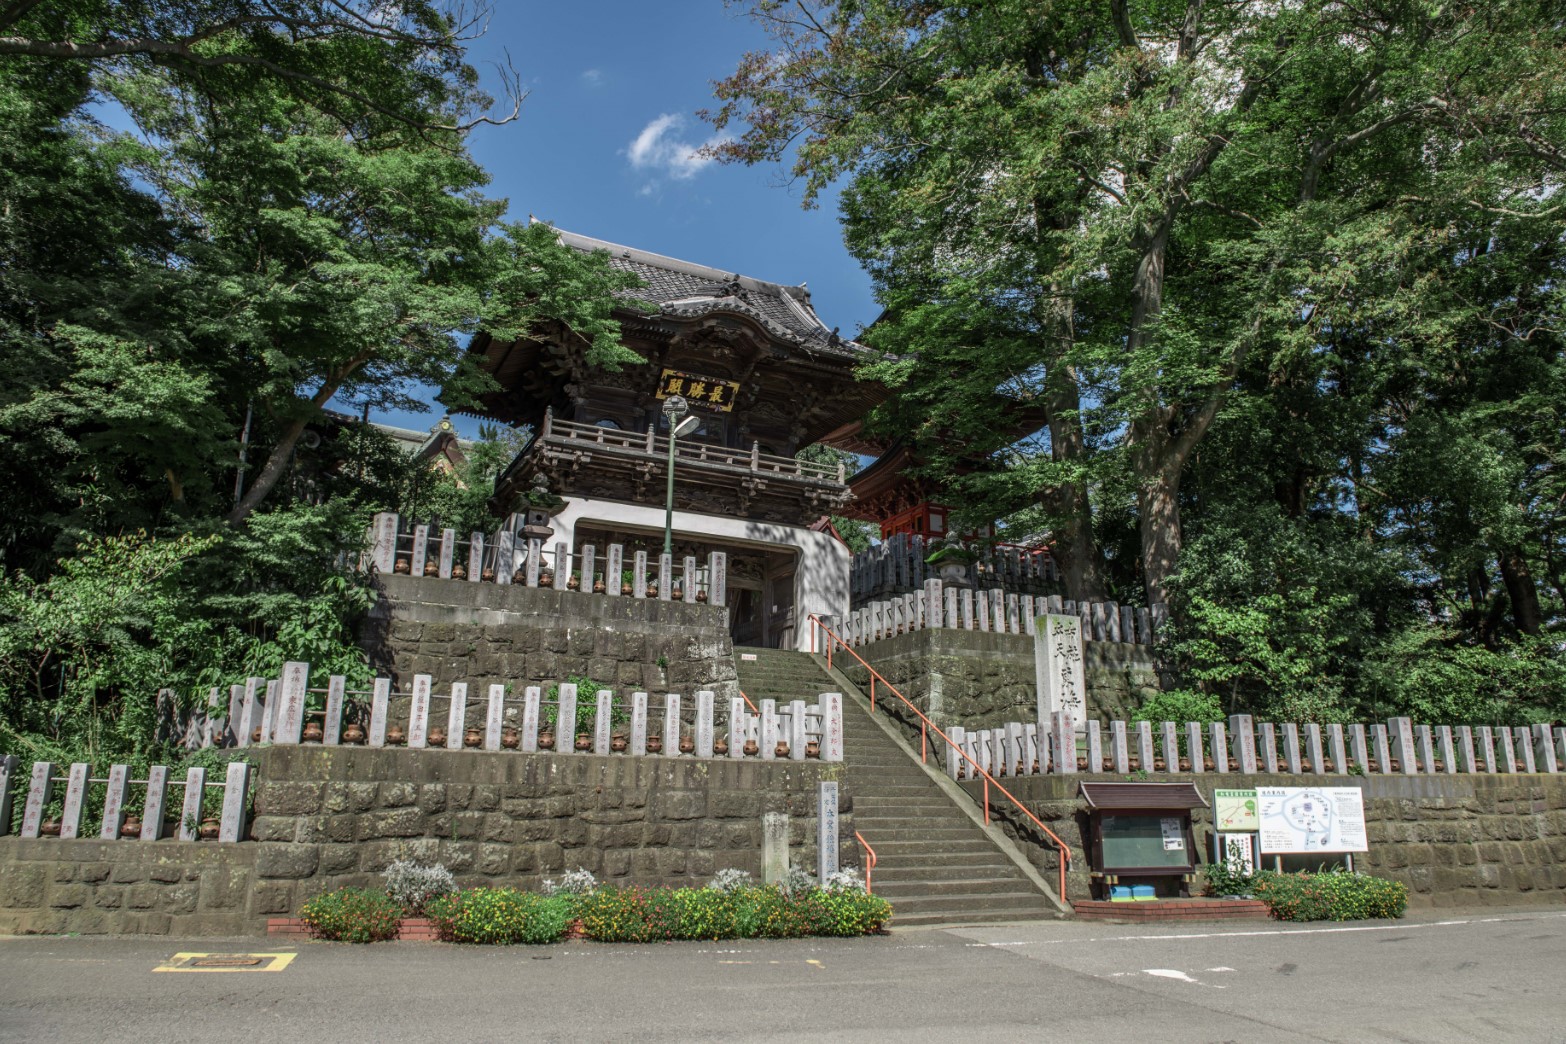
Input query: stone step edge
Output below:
<box><xmin>266</xmin><ymin>917</ymin><xmax>441</xmax><ymax>941</ymax></box>
<box><xmin>1069</xmin><ymin>899</ymin><xmax>1271</xmax><ymax>922</ymax></box>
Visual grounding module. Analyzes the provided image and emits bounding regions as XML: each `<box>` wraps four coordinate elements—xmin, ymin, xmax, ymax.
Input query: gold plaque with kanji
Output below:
<box><xmin>656</xmin><ymin>369</ymin><xmax>739</xmax><ymax>412</ymax></box>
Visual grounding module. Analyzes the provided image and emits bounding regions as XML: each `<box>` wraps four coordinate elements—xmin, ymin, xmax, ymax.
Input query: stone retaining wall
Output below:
<box><xmin>361</xmin><ymin>573</ymin><xmax>740</xmax><ymax>700</ymax></box>
<box><xmin>840</xmin><ymin>629</ymin><xmax>1159</xmax><ymax>729</ymax></box>
<box><xmin>0</xmin><ymin>746</ymin><xmax>849</xmax><ymax>936</ymax></box>
<box><xmin>966</xmin><ymin>772</ymin><xmax>1566</xmax><ymax>909</ymax></box>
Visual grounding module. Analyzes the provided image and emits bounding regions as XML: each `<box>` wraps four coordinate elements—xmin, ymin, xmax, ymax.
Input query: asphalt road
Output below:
<box><xmin>3</xmin><ymin>908</ymin><xmax>1565</xmax><ymax>1043</ymax></box>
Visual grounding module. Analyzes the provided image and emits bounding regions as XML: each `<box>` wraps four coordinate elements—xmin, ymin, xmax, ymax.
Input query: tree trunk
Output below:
<box><xmin>1497</xmin><ymin>547</ymin><xmax>1544</xmax><ymax>636</ymax></box>
<box><xmin>1040</xmin><ymin>294</ymin><xmax>1108</xmax><ymax>601</ymax></box>
<box><xmin>1138</xmin><ymin>461</ymin><xmax>1183</xmax><ymax>608</ymax></box>
<box><xmin>226</xmin><ymin>414</ymin><xmax>310</xmax><ymax>525</ymax></box>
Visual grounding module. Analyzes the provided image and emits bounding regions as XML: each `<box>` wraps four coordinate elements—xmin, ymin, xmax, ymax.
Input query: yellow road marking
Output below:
<box><xmin>154</xmin><ymin>952</ymin><xmax>297</xmax><ymax>973</ymax></box>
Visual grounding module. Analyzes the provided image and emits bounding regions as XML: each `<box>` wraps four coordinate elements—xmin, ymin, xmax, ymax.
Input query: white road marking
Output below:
<box><xmin>1145</xmin><ymin>969</ymin><xmax>1201</xmax><ymax>984</ymax></box>
<box><xmin>959</xmin><ymin>913</ymin><xmax>1566</xmax><ymax>949</ymax></box>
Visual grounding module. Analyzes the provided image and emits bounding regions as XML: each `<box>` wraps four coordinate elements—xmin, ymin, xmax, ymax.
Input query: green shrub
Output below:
<box><xmin>576</xmin><ymin>885</ymin><xmax>894</xmax><ymax>942</ymax></box>
<box><xmin>576</xmin><ymin>886</ymin><xmax>679</xmax><ymax>943</ymax></box>
<box><xmin>1251</xmin><ymin>870</ymin><xmax>1407</xmax><ymax>922</ymax></box>
<box><xmin>666</xmin><ymin>887</ymin><xmax>744</xmax><ymax>940</ymax></box>
<box><xmin>425</xmin><ymin>888</ymin><xmax>573</xmax><ymax>945</ymax></box>
<box><xmin>810</xmin><ymin>888</ymin><xmax>894</xmax><ymax>936</ymax></box>
<box><xmin>299</xmin><ymin>887</ymin><xmax>402</xmax><ymax>943</ymax></box>
<box><xmin>1130</xmin><ymin>689</ymin><xmax>1225</xmax><ymax>725</ymax></box>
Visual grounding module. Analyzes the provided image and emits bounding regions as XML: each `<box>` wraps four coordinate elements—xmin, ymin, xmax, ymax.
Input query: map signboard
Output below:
<box><xmin>1256</xmin><ymin>786</ymin><xmax>1368</xmax><ymax>854</ymax></box>
<box><xmin>1214</xmin><ymin>788</ymin><xmax>1259</xmax><ymax>832</ymax></box>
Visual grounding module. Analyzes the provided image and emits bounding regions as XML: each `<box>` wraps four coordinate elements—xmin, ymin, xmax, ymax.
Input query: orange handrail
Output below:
<box><xmin>737</xmin><ymin>689</ymin><xmax>758</xmax><ymax>713</ymax></box>
<box><xmin>854</xmin><ymin>831</ymin><xmax>878</xmax><ymax>896</ymax></box>
<box><xmin>812</xmin><ymin>614</ymin><xmax>1072</xmax><ymax>901</ymax></box>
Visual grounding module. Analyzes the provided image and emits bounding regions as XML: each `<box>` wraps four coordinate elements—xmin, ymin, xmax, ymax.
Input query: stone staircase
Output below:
<box><xmin>735</xmin><ymin>647</ymin><xmax>1062</xmax><ymax>926</ymax></box>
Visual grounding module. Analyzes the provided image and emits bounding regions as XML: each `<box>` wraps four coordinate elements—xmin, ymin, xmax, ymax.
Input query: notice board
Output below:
<box><xmin>1256</xmin><ymin>787</ymin><xmax>1368</xmax><ymax>854</ymax></box>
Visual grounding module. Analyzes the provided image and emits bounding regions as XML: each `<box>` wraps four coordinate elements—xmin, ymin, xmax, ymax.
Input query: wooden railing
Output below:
<box><xmin>540</xmin><ymin>414</ymin><xmax>845</xmax><ymax>484</ymax></box>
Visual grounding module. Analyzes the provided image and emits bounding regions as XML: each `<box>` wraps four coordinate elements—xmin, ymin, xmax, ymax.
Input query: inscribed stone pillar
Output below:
<box><xmin>1387</xmin><ymin>717</ymin><xmax>1417</xmax><ymax>774</ymax></box>
<box><xmin>709</xmin><ymin>551</ymin><xmax>727</xmax><ymax>607</ymax></box>
<box><xmin>1534</xmin><ymin>724</ymin><xmax>1560</xmax><ymax>774</ymax></box>
<box><xmin>98</xmin><ymin>764</ymin><xmax>129</xmax><ymax>840</ymax></box>
<box><xmin>1022</xmin><ymin>596</ymin><xmax>1037</xmax><ymax>637</ymax></box>
<box><xmin>1136</xmin><ymin>721</ymin><xmax>1156</xmax><ymax>772</ymax></box>
<box><xmin>468</xmin><ymin>532</ymin><xmax>484</xmax><ymax>583</ymax></box>
<box><xmin>990</xmin><ymin>589</ymin><xmax>1005</xmax><ymax>633</ymax></box>
<box><xmin>20</xmin><ymin>762</ymin><xmax>53</xmax><ymax>838</ymax></box>
<box><xmin>658</xmin><ymin>553</ymin><xmax>673</xmax><ymax>600</ymax></box>
<box><xmin>1474</xmin><ymin>726</ymin><xmax>1494</xmax><ymax>773</ymax></box>
<box><xmin>960</xmin><ymin>589</ymin><xmax>975</xmax><ymax>630</ymax></box>
<box><xmin>1417</xmin><ymin>725</ymin><xmax>1438</xmax><ymax>774</ymax></box>
<box><xmin>521</xmin><ymin>686</ymin><xmax>541</xmax><ymax>753</ymax></box>
<box><xmin>56</xmin><ymin>762</ymin><xmax>89</xmax><ymax>839</ymax></box>
<box><xmin>485</xmin><ymin>685</ymin><xmax>505</xmax><ymax>752</ymax></box>
<box><xmin>0</xmin><ymin>755</ymin><xmax>18</xmax><ymax>837</ymax></box>
<box><xmin>790</xmin><ymin>700</ymin><xmax>807</xmax><ymax>762</ymax></box>
<box><xmin>525</xmin><ymin>538</ymin><xmax>541</xmax><ymax>588</ymax></box>
<box><xmin>1111</xmin><ymin>720</ymin><xmax>1130</xmax><ymax>774</ymax></box>
<box><xmin>557</xmin><ymin>683</ymin><xmax>579</xmax><ymax>752</ymax></box>
<box><xmin>976</xmin><ymin>591</ymin><xmax>990</xmax><ymax>633</ymax></box>
<box><xmin>629</xmin><ymin>692</ymin><xmax>649</xmax><ymax>756</ymax></box>
<box><xmin>593</xmin><ymin>690</ymin><xmax>613</xmax><ymax>755</ymax></box>
<box><xmin>633</xmin><ymin>551</ymin><xmax>648</xmax><ymax>598</ymax></box>
<box><xmin>946</xmin><ymin>727</ymin><xmax>966</xmax><ymax>779</ymax></box>
<box><xmin>1328</xmin><ymin>724</ymin><xmax>1348</xmax><ymax>775</ymax></box>
<box><xmin>1373</xmin><ymin>725</ymin><xmax>1393</xmax><ymax>774</ymax></box>
<box><xmin>1035</xmin><ymin>614</ymin><xmax>1087</xmax><ymax>728</ymax></box>
<box><xmin>762</xmin><ymin>812</ymin><xmax>789</xmax><ymax>885</ymax></box>
<box><xmin>1350</xmin><ymin>724</ymin><xmax>1371</xmax><ymax>773</ymax></box>
<box><xmin>494</xmin><ymin>529</ymin><xmax>515</xmax><ymax>584</ymax></box>
<box><xmin>439</xmin><ymin>528</ymin><xmax>455</xmax><ymax>579</ymax></box>
<box><xmin>925</xmin><ymin>579</ymin><xmax>943</xmax><ymax>630</ymax></box>
<box><xmin>408</xmin><ymin>674</ymin><xmax>433</xmax><ymax>747</ymax></box>
<box><xmin>368</xmin><ymin>678</ymin><xmax>390</xmax><ymax>747</ymax></box>
<box><xmin>1306</xmin><ymin>724</ymin><xmax>1325</xmax><ymax>774</ymax></box>
<box><xmin>371</xmin><ymin>512</ymin><xmax>398</xmax><ymax>573</ymax></box>
<box><xmin>1439</xmin><ymin>726</ymin><xmax>1458</xmax><ymax>775</ymax></box>
<box><xmin>140</xmin><ymin>765</ymin><xmax>167</xmax><ymax>841</ymax></box>
<box><xmin>446</xmin><ymin>682</ymin><xmax>467</xmax><ymax>750</ymax></box>
<box><xmin>217</xmin><ymin>761</ymin><xmax>251</xmax><ymax>842</ymax></box>
<box><xmin>696</xmin><ymin>691</ymin><xmax>716</xmax><ymax>758</ymax></box>
<box><xmin>273</xmin><ymin>661</ymin><xmax>309</xmax><ymax>745</ymax></box>
<box><xmin>945</xmin><ymin>588</ymin><xmax>959</xmax><ymax>629</ymax></box>
<box><xmin>1028</xmin><ymin>723</ymin><xmax>1044</xmax><ymax>775</ymax></box>
<box><xmin>1210</xmin><ymin>722</ymin><xmax>1229</xmax><ymax>773</ymax></box>
<box><xmin>820</xmin><ymin>692</ymin><xmax>844</xmax><ymax>763</ymax></box>
<box><xmin>1162</xmin><ymin>721</ymin><xmax>1179</xmax><ymax>770</ymax></box>
<box><xmin>410</xmin><ymin>524</ymin><xmax>429</xmax><ymax>577</ymax></box>
<box><xmin>177</xmin><ymin>766</ymin><xmax>204</xmax><ymax>841</ymax></box>
<box><xmin>760</xmin><ymin>699</ymin><xmax>778</xmax><ymax>760</ymax></box>
<box><xmin>1187</xmin><ymin>723</ymin><xmax>1206</xmax><ymax>774</ymax></box>
<box><xmin>1496</xmin><ymin>726</ymin><xmax>1517</xmax><ymax>773</ymax></box>
<box><xmin>1281</xmin><ymin>724</ymin><xmax>1302</xmax><ymax>775</ymax></box>
<box><xmin>728</xmin><ymin>697</ymin><xmax>745</xmax><ymax>760</ymax></box>
<box><xmin>236</xmin><ymin>678</ymin><xmax>260</xmax><ymax>748</ymax></box>
<box><xmin>323</xmin><ymin>675</ymin><xmax>345</xmax><ymax>746</ymax></box>
<box><xmin>1050</xmin><ymin>712</ymin><xmax>1077</xmax><ymax>775</ymax></box>
<box><xmin>260</xmin><ymin>680</ymin><xmax>280</xmax><ymax>743</ymax></box>
<box><xmin>817</xmin><ymin>782</ymin><xmax>840</xmax><ymax>881</ymax></box>
<box><xmin>1228</xmin><ymin>715</ymin><xmax>1257</xmax><ymax>774</ymax></box>
<box><xmin>1258</xmin><ymin>723</ymin><xmax>1279</xmax><ymax>774</ymax></box>
<box><xmin>683</xmin><ymin>556</ymin><xmax>698</xmax><ymax>603</ymax></box>
<box><xmin>663</xmin><ymin>693</ymin><xmax>681</xmax><ymax>756</ymax></box>
<box><xmin>550</xmin><ymin>542</ymin><xmax>569</xmax><ymax>591</ymax></box>
<box><xmin>607</xmin><ymin>544</ymin><xmax>623</xmax><ymax>596</ymax></box>
<box><xmin>1083</xmin><ymin>721</ymin><xmax>1100</xmax><ymax>774</ymax></box>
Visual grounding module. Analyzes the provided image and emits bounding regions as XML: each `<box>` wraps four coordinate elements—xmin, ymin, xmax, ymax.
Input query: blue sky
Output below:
<box><xmin>371</xmin><ymin>2</ymin><xmax>878</xmax><ymax>439</ymax></box>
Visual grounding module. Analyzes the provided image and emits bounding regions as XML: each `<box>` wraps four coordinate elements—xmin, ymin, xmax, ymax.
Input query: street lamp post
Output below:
<box><xmin>661</xmin><ymin>395</ymin><xmax>699</xmax><ymax>557</ymax></box>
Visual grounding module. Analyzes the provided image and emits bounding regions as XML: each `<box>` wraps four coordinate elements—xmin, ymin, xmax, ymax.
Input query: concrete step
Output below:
<box><xmin>853</xmin><ymin>838</ymin><xmax>1002</xmax><ymax>855</ymax></box>
<box><xmin>873</xmin><ymin>863</ymin><xmax>1024</xmax><ymax>882</ymax></box>
<box><xmin>850</xmin><ymin>815</ymin><xmax>985</xmax><ymax>830</ymax></box>
<box><xmin>872</xmin><ymin>877</ymin><xmax>1037</xmax><ymax>898</ymax></box>
<box><xmin>877</xmin><ymin>892</ymin><xmax>1055</xmax><ymax>917</ymax></box>
<box><xmin>888</xmin><ymin>909</ymin><xmax>1061</xmax><ymax>927</ymax></box>
<box><xmin>844</xmin><ymin>827</ymin><xmax>992</xmax><ymax>842</ymax></box>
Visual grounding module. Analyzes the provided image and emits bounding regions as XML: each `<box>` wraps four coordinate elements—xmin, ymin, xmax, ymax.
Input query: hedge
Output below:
<box><xmin>1251</xmin><ymin>870</ymin><xmax>1408</xmax><ymax>921</ymax></box>
<box><xmin>299</xmin><ymin>887</ymin><xmax>403</xmax><ymax>943</ymax></box>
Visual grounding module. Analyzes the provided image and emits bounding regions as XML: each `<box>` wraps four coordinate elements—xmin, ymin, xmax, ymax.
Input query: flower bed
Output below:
<box><xmin>293</xmin><ymin>865</ymin><xmax>891</xmax><ymax>944</ymax></box>
<box><xmin>1203</xmin><ymin>863</ymin><xmax>1408</xmax><ymax>922</ymax></box>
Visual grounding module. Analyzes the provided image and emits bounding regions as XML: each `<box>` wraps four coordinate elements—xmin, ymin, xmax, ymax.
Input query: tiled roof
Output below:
<box><xmin>550</xmin><ymin>226</ymin><xmax>868</xmax><ymax>359</ymax></box>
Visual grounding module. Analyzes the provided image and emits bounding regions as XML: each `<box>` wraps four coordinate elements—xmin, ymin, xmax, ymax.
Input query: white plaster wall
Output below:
<box><xmin>544</xmin><ymin>496</ymin><xmax>849</xmax><ymax>652</ymax></box>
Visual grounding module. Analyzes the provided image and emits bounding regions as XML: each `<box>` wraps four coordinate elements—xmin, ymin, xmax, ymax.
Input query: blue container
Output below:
<box><xmin>1132</xmin><ymin>884</ymin><xmax>1157</xmax><ymax>901</ymax></box>
<box><xmin>1109</xmin><ymin>884</ymin><xmax>1135</xmax><ymax>902</ymax></box>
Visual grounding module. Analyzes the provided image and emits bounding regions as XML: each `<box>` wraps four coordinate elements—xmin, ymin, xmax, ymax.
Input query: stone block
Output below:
<box><xmin>250</xmin><ymin>881</ymin><xmax>295</xmax><ymax>915</ymax></box>
<box><xmin>79</xmin><ymin>862</ymin><xmax>111</xmax><ymax>884</ymax></box>
<box><xmin>0</xmin><ymin>866</ymin><xmax>45</xmax><ymax>908</ymax></box>
<box><xmin>94</xmin><ymin>888</ymin><xmax>124</xmax><ymax>910</ymax></box>
<box><xmin>358</xmin><ymin>808</ymin><xmax>426</xmax><ymax>840</ymax></box>
<box><xmin>49</xmin><ymin>884</ymin><xmax>89</xmax><ymax>909</ymax></box>
<box><xmin>379</xmin><ymin>782</ymin><xmax>417</xmax><ymax>808</ymax></box>
<box><xmin>477</xmin><ymin>844</ymin><xmax>510</xmax><ymax>875</ymax></box>
<box><xmin>653</xmin><ymin>791</ymin><xmax>707</xmax><ymax>821</ymax></box>
<box><xmin>149</xmin><ymin>862</ymin><xmax>184</xmax><ymax>884</ymax></box>
<box><xmin>417</xmin><ymin>784</ymin><xmax>448</xmax><ymax>814</ymax></box>
<box><xmin>259</xmin><ymin>782</ymin><xmax>325</xmax><ymax>816</ymax></box>
<box><xmin>52</xmin><ymin>864</ymin><xmax>76</xmax><ymax>883</ymax></box>
<box><xmin>256</xmin><ymin>843</ymin><xmax>320</xmax><ymax>880</ymax></box>
<box><xmin>318</xmin><ymin>844</ymin><xmax>361</xmax><ymax>876</ymax></box>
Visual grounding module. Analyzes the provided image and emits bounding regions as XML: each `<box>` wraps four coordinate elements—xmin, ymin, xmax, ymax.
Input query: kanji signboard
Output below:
<box><xmin>657</xmin><ymin>369</ymin><xmax>739</xmax><ymax>412</ymax></box>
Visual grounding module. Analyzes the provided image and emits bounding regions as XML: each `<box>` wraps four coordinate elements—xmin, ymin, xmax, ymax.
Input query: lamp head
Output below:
<box><xmin>672</xmin><ymin>414</ymin><xmax>700</xmax><ymax>438</ymax></box>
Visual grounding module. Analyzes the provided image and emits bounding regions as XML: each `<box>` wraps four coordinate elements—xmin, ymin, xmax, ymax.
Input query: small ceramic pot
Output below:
<box><xmin>342</xmin><ymin>722</ymin><xmax>367</xmax><ymax>745</ymax></box>
<box><xmin>501</xmin><ymin>727</ymin><xmax>521</xmax><ymax>749</ymax></box>
<box><xmin>679</xmin><ymin>735</ymin><xmax>695</xmax><ymax>755</ymax></box>
<box><xmin>621</xmin><ymin>582</ymin><xmax>634</xmax><ymax>595</ymax></box>
<box><xmin>482</xmin><ymin>568</ymin><xmax>496</xmax><ymax>582</ymax></box>
<box><xmin>672</xmin><ymin>585</ymin><xmax>683</xmax><ymax>600</ymax></box>
<box><xmin>775</xmin><ymin>740</ymin><xmax>790</xmax><ymax>759</ymax></box>
<box><xmin>464</xmin><ymin>727</ymin><xmax>484</xmax><ymax>748</ymax></box>
<box><xmin>513</xmin><ymin>568</ymin><xmax>527</xmax><ymax>584</ymax></box>
<box><xmin>646</xmin><ymin>734</ymin><xmax>663</xmax><ymax>754</ymax></box>
<box><xmin>540</xmin><ymin>570</ymin><xmax>554</xmax><ymax>587</ymax></box>
<box><xmin>452</xmin><ymin>563</ymin><xmax>467</xmax><ymax>580</ymax></box>
<box><xmin>1178</xmin><ymin>757</ymin><xmax>1191</xmax><ymax>772</ymax></box>
<box><xmin>198</xmin><ymin>818</ymin><xmax>221</xmax><ymax>841</ymax></box>
<box><xmin>575</xmin><ymin>733</ymin><xmax>592</xmax><ymax>752</ymax></box>
<box><xmin>120</xmin><ymin>817</ymin><xmax>142</xmax><ymax>839</ymax></box>
<box><xmin>568</xmin><ymin>574</ymin><xmax>581</xmax><ymax>591</ymax></box>
<box><xmin>646</xmin><ymin>583</ymin><xmax>658</xmax><ymax>598</ymax></box>
<box><xmin>539</xmin><ymin>729</ymin><xmax>556</xmax><ymax>751</ymax></box>
<box><xmin>696</xmin><ymin>590</ymin><xmax>708</xmax><ymax>603</ymax></box>
<box><xmin>423</xmin><ymin>559</ymin><xmax>440</xmax><ymax>577</ymax></box>
<box><xmin>743</xmin><ymin>739</ymin><xmax>759</xmax><ymax>757</ymax></box>
<box><xmin>386</xmin><ymin>724</ymin><xmax>407</xmax><ymax>746</ymax></box>
<box><xmin>611</xmin><ymin>735</ymin><xmax>628</xmax><ymax>753</ymax></box>
<box><xmin>1153</xmin><ymin>758</ymin><xmax>1167</xmax><ymax>771</ymax></box>
<box><xmin>394</xmin><ymin>558</ymin><xmax>411</xmax><ymax>574</ymax></box>
<box><xmin>806</xmin><ymin>740</ymin><xmax>821</xmax><ymax>759</ymax></box>
<box><xmin>593</xmin><ymin>579</ymin><xmax>607</xmax><ymax>594</ymax></box>
<box><xmin>714</xmin><ymin>736</ymin><xmax>729</xmax><ymax>755</ymax></box>
<box><xmin>40</xmin><ymin>819</ymin><xmax>61</xmax><ymax>837</ymax></box>
<box><xmin>252</xmin><ymin>727</ymin><xmax>263</xmax><ymax>743</ymax></box>
<box><xmin>428</xmin><ymin>727</ymin><xmax>447</xmax><ymax>748</ymax></box>
<box><xmin>302</xmin><ymin>721</ymin><xmax>324</xmax><ymax>743</ymax></box>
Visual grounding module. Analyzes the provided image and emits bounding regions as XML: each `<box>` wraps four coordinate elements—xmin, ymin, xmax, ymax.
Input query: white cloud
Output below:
<box><xmin>581</xmin><ymin>68</ymin><xmax>603</xmax><ymax>86</ymax></box>
<box><xmin>626</xmin><ymin>113</ymin><xmax>726</xmax><ymax>182</ymax></box>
